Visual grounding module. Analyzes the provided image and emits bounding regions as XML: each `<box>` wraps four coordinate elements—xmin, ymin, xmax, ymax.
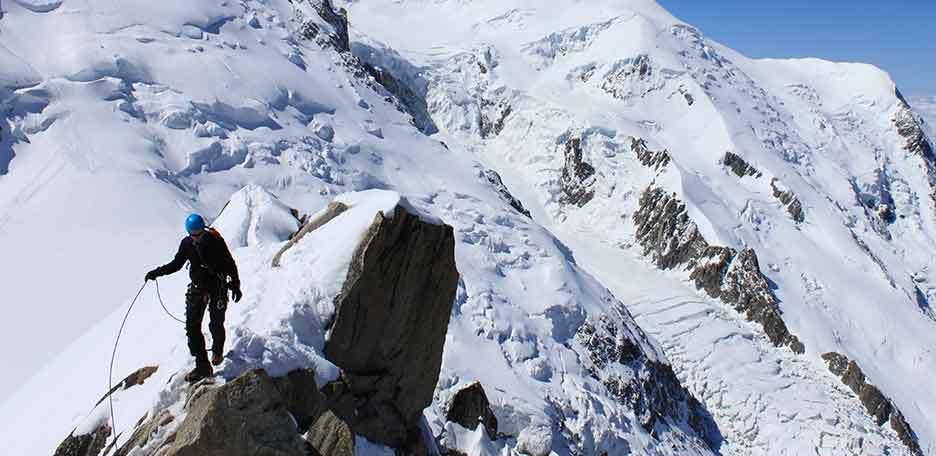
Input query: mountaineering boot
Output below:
<box><xmin>211</xmin><ymin>352</ymin><xmax>224</xmax><ymax>366</ymax></box>
<box><xmin>184</xmin><ymin>359</ymin><xmax>213</xmax><ymax>382</ymax></box>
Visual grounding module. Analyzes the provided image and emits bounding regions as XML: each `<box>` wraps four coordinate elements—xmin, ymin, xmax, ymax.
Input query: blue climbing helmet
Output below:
<box><xmin>185</xmin><ymin>213</ymin><xmax>207</xmax><ymax>234</ymax></box>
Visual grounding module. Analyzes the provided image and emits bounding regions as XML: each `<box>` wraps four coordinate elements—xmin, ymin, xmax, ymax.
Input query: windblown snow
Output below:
<box><xmin>0</xmin><ymin>0</ymin><xmax>934</xmax><ymax>455</ymax></box>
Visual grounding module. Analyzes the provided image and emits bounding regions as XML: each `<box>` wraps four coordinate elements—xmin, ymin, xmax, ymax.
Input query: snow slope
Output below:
<box><xmin>0</xmin><ymin>1</ymin><xmax>716</xmax><ymax>455</ymax></box>
<box><xmin>344</xmin><ymin>0</ymin><xmax>936</xmax><ymax>454</ymax></box>
<box><xmin>2</xmin><ymin>0</ymin><xmax>934</xmax><ymax>454</ymax></box>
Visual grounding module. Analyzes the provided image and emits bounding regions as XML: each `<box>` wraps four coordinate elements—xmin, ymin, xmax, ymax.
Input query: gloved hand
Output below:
<box><xmin>229</xmin><ymin>282</ymin><xmax>243</xmax><ymax>303</ymax></box>
<box><xmin>145</xmin><ymin>269</ymin><xmax>159</xmax><ymax>282</ymax></box>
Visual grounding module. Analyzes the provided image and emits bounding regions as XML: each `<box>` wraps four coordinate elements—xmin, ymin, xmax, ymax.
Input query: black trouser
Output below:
<box><xmin>185</xmin><ymin>282</ymin><xmax>228</xmax><ymax>365</ymax></box>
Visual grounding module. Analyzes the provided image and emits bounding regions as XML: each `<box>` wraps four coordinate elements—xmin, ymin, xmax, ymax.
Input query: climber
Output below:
<box><xmin>145</xmin><ymin>213</ymin><xmax>243</xmax><ymax>382</ymax></box>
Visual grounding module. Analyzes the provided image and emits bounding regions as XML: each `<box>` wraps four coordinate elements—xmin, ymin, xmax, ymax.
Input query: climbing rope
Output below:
<box><xmin>154</xmin><ymin>279</ymin><xmax>185</xmax><ymax>324</ymax></box>
<box><xmin>108</xmin><ymin>281</ymin><xmax>148</xmax><ymax>445</ymax></box>
<box><xmin>108</xmin><ymin>278</ymin><xmax>220</xmax><ymax>445</ymax></box>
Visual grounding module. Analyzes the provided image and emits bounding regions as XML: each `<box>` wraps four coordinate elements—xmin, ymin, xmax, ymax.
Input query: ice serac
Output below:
<box><xmin>323</xmin><ymin>203</ymin><xmax>459</xmax><ymax>451</ymax></box>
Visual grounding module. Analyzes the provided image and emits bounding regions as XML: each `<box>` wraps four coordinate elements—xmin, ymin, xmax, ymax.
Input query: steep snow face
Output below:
<box><xmin>344</xmin><ymin>0</ymin><xmax>936</xmax><ymax>453</ymax></box>
<box><xmin>0</xmin><ymin>2</ymin><xmax>716</xmax><ymax>455</ymax></box>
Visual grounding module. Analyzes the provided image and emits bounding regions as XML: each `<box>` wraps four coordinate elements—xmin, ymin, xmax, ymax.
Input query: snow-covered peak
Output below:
<box><xmin>213</xmin><ymin>184</ymin><xmax>302</xmax><ymax>248</ymax></box>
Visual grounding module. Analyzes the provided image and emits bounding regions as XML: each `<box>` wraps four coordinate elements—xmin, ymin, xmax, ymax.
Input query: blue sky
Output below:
<box><xmin>657</xmin><ymin>0</ymin><xmax>935</xmax><ymax>95</ymax></box>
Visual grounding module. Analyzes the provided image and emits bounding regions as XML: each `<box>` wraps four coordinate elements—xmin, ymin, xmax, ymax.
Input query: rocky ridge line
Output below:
<box><xmin>822</xmin><ymin>352</ymin><xmax>922</xmax><ymax>455</ymax></box>
<box><xmin>633</xmin><ymin>186</ymin><xmax>804</xmax><ymax>354</ymax></box>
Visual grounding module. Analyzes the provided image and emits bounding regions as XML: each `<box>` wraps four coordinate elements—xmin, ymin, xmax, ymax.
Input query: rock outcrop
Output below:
<box><xmin>894</xmin><ymin>95</ymin><xmax>936</xmax><ymax>209</ymax></box>
<box><xmin>600</xmin><ymin>55</ymin><xmax>664</xmax><ymax>101</ymax></box>
<box><xmin>770</xmin><ymin>178</ymin><xmax>805</xmax><ymax>223</ymax></box>
<box><xmin>822</xmin><ymin>352</ymin><xmax>922</xmax><ymax>455</ymax></box>
<box><xmin>444</xmin><ymin>382</ymin><xmax>499</xmax><ymax>439</ymax></box>
<box><xmin>480</xmin><ymin>96</ymin><xmax>512</xmax><ymax>139</ymax></box>
<box><xmin>298</xmin><ymin>0</ymin><xmax>350</xmax><ymax>53</ymax></box>
<box><xmin>94</xmin><ymin>365</ymin><xmax>159</xmax><ymax>407</ymax></box>
<box><xmin>632</xmin><ymin>138</ymin><xmax>671</xmax><ymax>172</ymax></box>
<box><xmin>162</xmin><ymin>369</ymin><xmax>310</xmax><ymax>456</ymax></box>
<box><xmin>559</xmin><ymin>136</ymin><xmax>596</xmax><ymax>207</ymax></box>
<box><xmin>894</xmin><ymin>96</ymin><xmax>935</xmax><ymax>162</ymax></box>
<box><xmin>272</xmin><ymin>201</ymin><xmax>349</xmax><ymax>267</ymax></box>
<box><xmin>53</xmin><ymin>425</ymin><xmax>111</xmax><ymax>456</ymax></box>
<box><xmin>323</xmin><ymin>205</ymin><xmax>459</xmax><ymax>450</ymax></box>
<box><xmin>360</xmin><ymin>59</ymin><xmax>438</xmax><ymax>135</ymax></box>
<box><xmin>634</xmin><ymin>186</ymin><xmax>804</xmax><ymax>353</ymax></box>
<box><xmin>722</xmin><ymin>152</ymin><xmax>761</xmax><ymax>178</ymax></box>
<box><xmin>306</xmin><ymin>411</ymin><xmax>355</xmax><ymax>456</ymax></box>
<box><xmin>575</xmin><ymin>310</ymin><xmax>721</xmax><ymax>449</ymax></box>
<box><xmin>482</xmin><ymin>168</ymin><xmax>532</xmax><ymax>218</ymax></box>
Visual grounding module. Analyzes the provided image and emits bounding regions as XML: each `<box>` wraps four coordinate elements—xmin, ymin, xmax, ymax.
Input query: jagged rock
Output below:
<box><xmin>95</xmin><ymin>365</ymin><xmax>159</xmax><ymax>407</ymax></box>
<box><xmin>361</xmin><ymin>61</ymin><xmax>438</xmax><ymax>135</ymax></box>
<box><xmin>894</xmin><ymin>99</ymin><xmax>935</xmax><ymax>161</ymax></box>
<box><xmin>273</xmin><ymin>369</ymin><xmax>326</xmax><ymax>433</ymax></box>
<box><xmin>841</xmin><ymin>361</ymin><xmax>866</xmax><ymax>394</ymax></box>
<box><xmin>821</xmin><ymin>352</ymin><xmax>849</xmax><ymax>376</ymax></box>
<box><xmin>719</xmin><ymin>248</ymin><xmax>804</xmax><ymax>353</ymax></box>
<box><xmin>858</xmin><ymin>384</ymin><xmax>892</xmax><ymax>426</ymax></box>
<box><xmin>635</xmin><ymin>186</ymin><xmax>804</xmax><ymax>353</ymax></box>
<box><xmin>482</xmin><ymin>168</ymin><xmax>532</xmax><ymax>218</ymax></box>
<box><xmin>298</xmin><ymin>0</ymin><xmax>350</xmax><ymax>53</ymax></box>
<box><xmin>306</xmin><ymin>410</ymin><xmax>355</xmax><ymax>456</ymax></box>
<box><xmin>631</xmin><ymin>138</ymin><xmax>671</xmax><ymax>171</ymax></box>
<box><xmin>480</xmin><ymin>97</ymin><xmax>512</xmax><ymax>138</ymax></box>
<box><xmin>770</xmin><ymin>178</ymin><xmax>805</xmax><ymax>223</ymax></box>
<box><xmin>273</xmin><ymin>201</ymin><xmax>349</xmax><ymax>267</ymax></box>
<box><xmin>601</xmin><ymin>55</ymin><xmax>663</xmax><ymax>101</ymax></box>
<box><xmin>323</xmin><ymin>205</ymin><xmax>459</xmax><ymax>448</ymax></box>
<box><xmin>57</xmin><ymin>366</ymin><xmax>160</xmax><ymax>456</ymax></box>
<box><xmin>634</xmin><ymin>187</ymin><xmax>708</xmax><ymax>269</ymax></box>
<box><xmin>890</xmin><ymin>409</ymin><xmax>924</xmax><ymax>456</ymax></box>
<box><xmin>722</xmin><ymin>152</ymin><xmax>761</xmax><ymax>178</ymax></box>
<box><xmin>558</xmin><ymin>136</ymin><xmax>596</xmax><ymax>207</ymax></box>
<box><xmin>821</xmin><ymin>352</ymin><xmax>922</xmax><ymax>455</ymax></box>
<box><xmin>114</xmin><ymin>410</ymin><xmax>174</xmax><ymax>456</ymax></box>
<box><xmin>894</xmin><ymin>97</ymin><xmax>936</xmax><ymax>211</ymax></box>
<box><xmin>444</xmin><ymin>382</ymin><xmax>498</xmax><ymax>439</ymax></box>
<box><xmin>575</xmin><ymin>312</ymin><xmax>721</xmax><ymax>448</ymax></box>
<box><xmin>53</xmin><ymin>424</ymin><xmax>111</xmax><ymax>456</ymax></box>
<box><xmin>162</xmin><ymin>369</ymin><xmax>309</xmax><ymax>456</ymax></box>
<box><xmin>689</xmin><ymin>246</ymin><xmax>734</xmax><ymax>298</ymax></box>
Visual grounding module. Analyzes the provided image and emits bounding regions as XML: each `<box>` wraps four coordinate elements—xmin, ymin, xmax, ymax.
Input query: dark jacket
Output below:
<box><xmin>152</xmin><ymin>229</ymin><xmax>239</xmax><ymax>289</ymax></box>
